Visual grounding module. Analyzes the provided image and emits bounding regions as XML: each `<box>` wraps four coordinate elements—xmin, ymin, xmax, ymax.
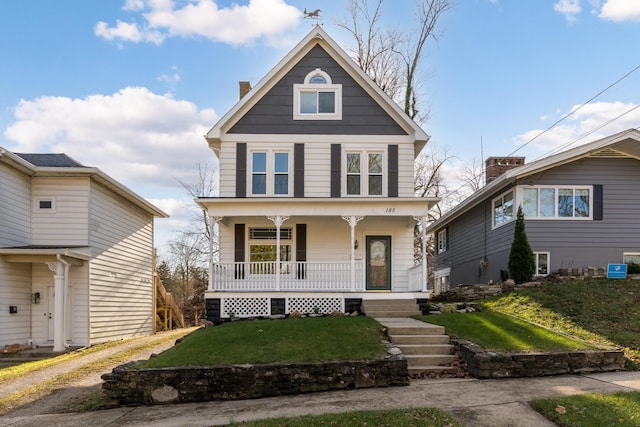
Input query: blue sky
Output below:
<box><xmin>2</xmin><ymin>0</ymin><xmax>640</xmax><ymax>255</ymax></box>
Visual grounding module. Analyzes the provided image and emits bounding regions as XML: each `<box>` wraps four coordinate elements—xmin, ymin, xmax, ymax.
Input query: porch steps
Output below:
<box><xmin>377</xmin><ymin>318</ymin><xmax>457</xmax><ymax>376</ymax></box>
<box><xmin>361</xmin><ymin>299</ymin><xmax>421</xmax><ymax>318</ymax></box>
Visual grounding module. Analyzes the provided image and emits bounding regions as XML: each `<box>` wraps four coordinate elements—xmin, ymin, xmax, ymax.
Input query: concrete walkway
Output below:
<box><xmin>2</xmin><ymin>371</ymin><xmax>639</xmax><ymax>426</ymax></box>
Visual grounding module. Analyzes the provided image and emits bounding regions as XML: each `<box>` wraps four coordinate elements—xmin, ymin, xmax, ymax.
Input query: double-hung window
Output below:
<box><xmin>522</xmin><ymin>186</ymin><xmax>591</xmax><ymax>219</ymax></box>
<box><xmin>293</xmin><ymin>69</ymin><xmax>342</xmax><ymax>120</ymax></box>
<box><xmin>534</xmin><ymin>252</ymin><xmax>549</xmax><ymax>276</ymax></box>
<box><xmin>248</xmin><ymin>227</ymin><xmax>292</xmax><ymax>274</ymax></box>
<box><xmin>345</xmin><ymin>151</ymin><xmax>384</xmax><ymax>196</ymax></box>
<box><xmin>492</xmin><ymin>190</ymin><xmax>514</xmax><ymax>227</ymax></box>
<box><xmin>437</xmin><ymin>228</ymin><xmax>447</xmax><ymax>254</ymax></box>
<box><xmin>251</xmin><ymin>151</ymin><xmax>290</xmax><ymax>196</ymax></box>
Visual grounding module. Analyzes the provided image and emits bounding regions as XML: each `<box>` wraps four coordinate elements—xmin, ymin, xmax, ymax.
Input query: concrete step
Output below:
<box><xmin>396</xmin><ymin>344</ymin><xmax>455</xmax><ymax>355</ymax></box>
<box><xmin>408</xmin><ymin>365</ymin><xmax>455</xmax><ymax>376</ymax></box>
<box><xmin>365</xmin><ymin>310</ymin><xmax>421</xmax><ymax>318</ymax></box>
<box><xmin>363</xmin><ymin>300</ymin><xmax>421</xmax><ymax>318</ymax></box>
<box><xmin>390</xmin><ymin>334</ymin><xmax>451</xmax><ymax>345</ymax></box>
<box><xmin>405</xmin><ymin>354</ymin><xmax>458</xmax><ymax>367</ymax></box>
<box><xmin>386</xmin><ymin>325</ymin><xmax>445</xmax><ymax>336</ymax></box>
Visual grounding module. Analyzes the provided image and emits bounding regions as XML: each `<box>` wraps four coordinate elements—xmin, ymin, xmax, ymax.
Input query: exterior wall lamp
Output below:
<box><xmin>354</xmin><ymin>240</ymin><xmax>359</xmax><ymax>250</ymax></box>
<box><xmin>32</xmin><ymin>292</ymin><xmax>40</xmax><ymax>304</ymax></box>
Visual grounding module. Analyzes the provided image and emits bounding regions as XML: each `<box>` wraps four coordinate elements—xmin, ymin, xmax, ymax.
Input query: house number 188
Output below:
<box><xmin>385</xmin><ymin>208</ymin><xmax>396</xmax><ymax>213</ymax></box>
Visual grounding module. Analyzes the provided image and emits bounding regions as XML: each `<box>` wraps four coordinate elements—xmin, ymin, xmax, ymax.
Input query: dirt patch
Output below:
<box><xmin>0</xmin><ymin>328</ymin><xmax>195</xmax><ymax>417</ymax></box>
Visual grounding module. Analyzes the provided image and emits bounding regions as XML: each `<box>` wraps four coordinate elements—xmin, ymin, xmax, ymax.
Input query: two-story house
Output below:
<box><xmin>197</xmin><ymin>26</ymin><xmax>438</xmax><ymax>321</ymax></box>
<box><xmin>427</xmin><ymin>128</ymin><xmax>640</xmax><ymax>287</ymax></box>
<box><xmin>0</xmin><ymin>148</ymin><xmax>167</xmax><ymax>351</ymax></box>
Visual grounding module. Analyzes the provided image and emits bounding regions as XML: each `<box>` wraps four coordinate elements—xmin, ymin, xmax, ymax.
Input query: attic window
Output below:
<box><xmin>293</xmin><ymin>68</ymin><xmax>342</xmax><ymax>120</ymax></box>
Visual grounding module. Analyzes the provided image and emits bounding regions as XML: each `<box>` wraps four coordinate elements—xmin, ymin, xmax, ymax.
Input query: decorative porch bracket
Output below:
<box><xmin>414</xmin><ymin>216</ymin><xmax>428</xmax><ymax>292</ymax></box>
<box><xmin>342</xmin><ymin>215</ymin><xmax>364</xmax><ymax>291</ymax></box>
<box><xmin>267</xmin><ymin>215</ymin><xmax>289</xmax><ymax>291</ymax></box>
<box><xmin>209</xmin><ymin>217</ymin><xmax>223</xmax><ymax>291</ymax></box>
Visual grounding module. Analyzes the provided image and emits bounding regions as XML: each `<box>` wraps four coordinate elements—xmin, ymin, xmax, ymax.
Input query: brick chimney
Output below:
<box><xmin>239</xmin><ymin>81</ymin><xmax>252</xmax><ymax>99</ymax></box>
<box><xmin>485</xmin><ymin>157</ymin><xmax>525</xmax><ymax>184</ymax></box>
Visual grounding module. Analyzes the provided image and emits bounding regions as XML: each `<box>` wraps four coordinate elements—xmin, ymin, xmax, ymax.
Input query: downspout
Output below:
<box><xmin>56</xmin><ymin>254</ymin><xmax>71</xmax><ymax>348</ymax></box>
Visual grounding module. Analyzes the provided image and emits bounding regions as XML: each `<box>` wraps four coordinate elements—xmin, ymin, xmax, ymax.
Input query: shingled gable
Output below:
<box><xmin>426</xmin><ymin>127</ymin><xmax>640</xmax><ymax>233</ymax></box>
<box><xmin>205</xmin><ymin>25</ymin><xmax>429</xmax><ymax>157</ymax></box>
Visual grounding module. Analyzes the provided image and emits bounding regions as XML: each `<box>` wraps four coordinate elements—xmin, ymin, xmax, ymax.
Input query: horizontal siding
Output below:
<box><xmin>0</xmin><ymin>260</ymin><xmax>31</xmax><ymax>347</ymax></box>
<box><xmin>31</xmin><ymin>177</ymin><xmax>90</xmax><ymax>246</ymax></box>
<box><xmin>219</xmin><ymin>143</ymin><xmax>237</xmax><ymax>198</ymax></box>
<box><xmin>304</xmin><ymin>143</ymin><xmax>331</xmax><ymax>197</ymax></box>
<box><xmin>229</xmin><ymin>45</ymin><xmax>407</xmax><ymax>136</ymax></box>
<box><xmin>398</xmin><ymin>143</ymin><xmax>415</xmax><ymax>197</ymax></box>
<box><xmin>0</xmin><ymin>163</ymin><xmax>31</xmax><ymax>247</ymax></box>
<box><xmin>88</xmin><ymin>181</ymin><xmax>155</xmax><ymax>344</ymax></box>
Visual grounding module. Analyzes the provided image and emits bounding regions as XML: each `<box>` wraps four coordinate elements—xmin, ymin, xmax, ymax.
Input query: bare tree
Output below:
<box><xmin>338</xmin><ymin>0</ymin><xmax>453</xmax><ymax>122</ymax></box>
<box><xmin>177</xmin><ymin>162</ymin><xmax>219</xmax><ymax>242</ymax></box>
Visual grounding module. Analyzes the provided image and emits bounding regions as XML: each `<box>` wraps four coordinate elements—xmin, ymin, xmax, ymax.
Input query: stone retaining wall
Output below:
<box><xmin>453</xmin><ymin>339</ymin><xmax>626</xmax><ymax>379</ymax></box>
<box><xmin>102</xmin><ymin>358</ymin><xmax>409</xmax><ymax>405</ymax></box>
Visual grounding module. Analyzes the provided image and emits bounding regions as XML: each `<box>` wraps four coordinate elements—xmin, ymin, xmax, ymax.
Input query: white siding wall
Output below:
<box><xmin>0</xmin><ymin>261</ymin><xmax>31</xmax><ymax>347</ymax></box>
<box><xmin>0</xmin><ymin>162</ymin><xmax>31</xmax><ymax>246</ymax></box>
<box><xmin>31</xmin><ymin>177</ymin><xmax>90</xmax><ymax>246</ymax></box>
<box><xmin>219</xmin><ymin>142</ymin><xmax>236</xmax><ymax>197</ymax></box>
<box><xmin>304</xmin><ymin>143</ymin><xmax>331</xmax><ymax>197</ymax></box>
<box><xmin>398</xmin><ymin>143</ymin><xmax>416</xmax><ymax>197</ymax></box>
<box><xmin>88</xmin><ymin>181</ymin><xmax>155</xmax><ymax>344</ymax></box>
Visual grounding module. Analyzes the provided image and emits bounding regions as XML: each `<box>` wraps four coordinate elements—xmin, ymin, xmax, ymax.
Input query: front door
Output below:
<box><xmin>47</xmin><ymin>287</ymin><xmax>55</xmax><ymax>341</ymax></box>
<box><xmin>366</xmin><ymin>236</ymin><xmax>391</xmax><ymax>291</ymax></box>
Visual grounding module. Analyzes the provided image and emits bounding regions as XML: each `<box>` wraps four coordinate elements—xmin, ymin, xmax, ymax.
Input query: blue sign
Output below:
<box><xmin>607</xmin><ymin>263</ymin><xmax>627</xmax><ymax>279</ymax></box>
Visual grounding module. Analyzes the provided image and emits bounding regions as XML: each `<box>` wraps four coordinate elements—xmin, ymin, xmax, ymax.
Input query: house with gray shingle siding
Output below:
<box><xmin>197</xmin><ymin>26</ymin><xmax>438</xmax><ymax>320</ymax></box>
<box><xmin>426</xmin><ymin>128</ymin><xmax>640</xmax><ymax>288</ymax></box>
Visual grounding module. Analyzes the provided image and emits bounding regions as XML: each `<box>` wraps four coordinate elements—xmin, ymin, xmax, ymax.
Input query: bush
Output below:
<box><xmin>508</xmin><ymin>206</ymin><xmax>535</xmax><ymax>283</ymax></box>
<box><xmin>627</xmin><ymin>262</ymin><xmax>640</xmax><ymax>274</ymax></box>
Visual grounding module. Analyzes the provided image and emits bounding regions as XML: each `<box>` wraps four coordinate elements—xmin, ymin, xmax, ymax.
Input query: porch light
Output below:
<box><xmin>354</xmin><ymin>240</ymin><xmax>359</xmax><ymax>250</ymax></box>
<box><xmin>32</xmin><ymin>292</ymin><xmax>40</xmax><ymax>304</ymax></box>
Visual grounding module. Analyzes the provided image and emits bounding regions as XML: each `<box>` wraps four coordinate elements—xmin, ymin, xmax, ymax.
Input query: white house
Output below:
<box><xmin>197</xmin><ymin>26</ymin><xmax>438</xmax><ymax>321</ymax></box>
<box><xmin>0</xmin><ymin>148</ymin><xmax>167</xmax><ymax>351</ymax></box>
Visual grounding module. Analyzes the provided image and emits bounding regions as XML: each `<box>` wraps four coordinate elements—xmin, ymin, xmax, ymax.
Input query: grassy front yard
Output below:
<box><xmin>418</xmin><ymin>311</ymin><xmax>599</xmax><ymax>351</ymax></box>
<box><xmin>137</xmin><ymin>316</ymin><xmax>388</xmax><ymax>368</ymax></box>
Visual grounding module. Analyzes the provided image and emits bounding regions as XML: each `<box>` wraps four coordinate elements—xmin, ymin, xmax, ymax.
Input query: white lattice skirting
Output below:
<box><xmin>220</xmin><ymin>296</ymin><xmax>346</xmax><ymax>318</ymax></box>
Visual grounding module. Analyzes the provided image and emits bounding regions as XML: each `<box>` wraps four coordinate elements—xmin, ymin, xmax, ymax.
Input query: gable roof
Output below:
<box><xmin>426</xmin><ymin>128</ymin><xmax>640</xmax><ymax>232</ymax></box>
<box><xmin>14</xmin><ymin>153</ymin><xmax>85</xmax><ymax>168</ymax></box>
<box><xmin>205</xmin><ymin>25</ymin><xmax>429</xmax><ymax>156</ymax></box>
<box><xmin>0</xmin><ymin>147</ymin><xmax>167</xmax><ymax>218</ymax></box>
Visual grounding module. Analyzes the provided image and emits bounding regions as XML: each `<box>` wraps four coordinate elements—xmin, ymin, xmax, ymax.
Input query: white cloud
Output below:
<box><xmin>96</xmin><ymin>0</ymin><xmax>302</xmax><ymax>46</ymax></box>
<box><xmin>554</xmin><ymin>0</ymin><xmax>582</xmax><ymax>22</ymax></box>
<box><xmin>4</xmin><ymin>86</ymin><xmax>218</xmax><ymax>192</ymax></box>
<box><xmin>514</xmin><ymin>100</ymin><xmax>640</xmax><ymax>158</ymax></box>
<box><xmin>599</xmin><ymin>0</ymin><xmax>640</xmax><ymax>21</ymax></box>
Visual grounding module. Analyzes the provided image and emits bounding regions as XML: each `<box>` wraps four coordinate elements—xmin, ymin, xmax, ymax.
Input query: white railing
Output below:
<box><xmin>408</xmin><ymin>263</ymin><xmax>425</xmax><ymax>291</ymax></box>
<box><xmin>210</xmin><ymin>261</ymin><xmax>364</xmax><ymax>292</ymax></box>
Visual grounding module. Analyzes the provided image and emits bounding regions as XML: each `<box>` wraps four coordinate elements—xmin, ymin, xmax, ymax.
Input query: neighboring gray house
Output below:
<box><xmin>0</xmin><ymin>148</ymin><xmax>167</xmax><ymax>351</ymax></box>
<box><xmin>426</xmin><ymin>128</ymin><xmax>640</xmax><ymax>288</ymax></box>
<box><xmin>197</xmin><ymin>25</ymin><xmax>438</xmax><ymax>321</ymax></box>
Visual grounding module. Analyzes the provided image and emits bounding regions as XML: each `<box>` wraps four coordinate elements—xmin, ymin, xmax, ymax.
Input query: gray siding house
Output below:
<box><xmin>197</xmin><ymin>25</ymin><xmax>438</xmax><ymax>321</ymax></box>
<box><xmin>426</xmin><ymin>128</ymin><xmax>640</xmax><ymax>287</ymax></box>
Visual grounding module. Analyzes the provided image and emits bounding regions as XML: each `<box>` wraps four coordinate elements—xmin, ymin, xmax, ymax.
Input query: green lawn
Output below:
<box><xmin>137</xmin><ymin>316</ymin><xmax>388</xmax><ymax>368</ymax></box>
<box><xmin>482</xmin><ymin>279</ymin><xmax>640</xmax><ymax>367</ymax></box>
<box><xmin>230</xmin><ymin>407</ymin><xmax>462</xmax><ymax>427</ymax></box>
<box><xmin>531</xmin><ymin>391</ymin><xmax>640</xmax><ymax>427</ymax></box>
<box><xmin>416</xmin><ymin>311</ymin><xmax>597</xmax><ymax>352</ymax></box>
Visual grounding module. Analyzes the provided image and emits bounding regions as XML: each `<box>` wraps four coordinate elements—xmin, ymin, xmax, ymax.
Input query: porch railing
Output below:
<box><xmin>407</xmin><ymin>263</ymin><xmax>425</xmax><ymax>292</ymax></box>
<box><xmin>210</xmin><ymin>261</ymin><xmax>364</xmax><ymax>292</ymax></box>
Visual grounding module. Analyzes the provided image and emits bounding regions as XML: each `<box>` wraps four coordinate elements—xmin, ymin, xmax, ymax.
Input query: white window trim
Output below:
<box><xmin>492</xmin><ymin>189</ymin><xmax>515</xmax><ymax>229</ymax></box>
<box><xmin>534</xmin><ymin>251</ymin><xmax>550</xmax><ymax>277</ymax></box>
<box><xmin>623</xmin><ymin>253</ymin><xmax>640</xmax><ymax>265</ymax></box>
<box><xmin>342</xmin><ymin>149</ymin><xmax>387</xmax><ymax>197</ymax></box>
<box><xmin>249</xmin><ymin>149</ymin><xmax>292</xmax><ymax>197</ymax></box>
<box><xmin>437</xmin><ymin>229</ymin><xmax>447</xmax><ymax>254</ymax></box>
<box><xmin>517</xmin><ymin>185</ymin><xmax>593</xmax><ymax>220</ymax></box>
<box><xmin>34</xmin><ymin>197</ymin><xmax>56</xmax><ymax>213</ymax></box>
<box><xmin>293</xmin><ymin>69</ymin><xmax>342</xmax><ymax>120</ymax></box>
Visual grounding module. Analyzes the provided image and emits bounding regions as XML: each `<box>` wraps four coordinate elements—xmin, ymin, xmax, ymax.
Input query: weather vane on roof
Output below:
<box><xmin>304</xmin><ymin>8</ymin><xmax>322</xmax><ymax>24</ymax></box>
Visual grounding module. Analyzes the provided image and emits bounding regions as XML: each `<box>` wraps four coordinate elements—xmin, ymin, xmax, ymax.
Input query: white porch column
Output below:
<box><xmin>209</xmin><ymin>217</ymin><xmax>223</xmax><ymax>291</ymax></box>
<box><xmin>47</xmin><ymin>261</ymin><xmax>65</xmax><ymax>352</ymax></box>
<box><xmin>342</xmin><ymin>215</ymin><xmax>364</xmax><ymax>291</ymax></box>
<box><xmin>268</xmin><ymin>216</ymin><xmax>289</xmax><ymax>291</ymax></box>
<box><xmin>414</xmin><ymin>216</ymin><xmax>429</xmax><ymax>292</ymax></box>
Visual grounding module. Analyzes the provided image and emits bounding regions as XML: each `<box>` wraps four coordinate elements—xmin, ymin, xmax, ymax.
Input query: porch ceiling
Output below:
<box><xmin>0</xmin><ymin>246</ymin><xmax>90</xmax><ymax>264</ymax></box>
<box><xmin>196</xmin><ymin>197</ymin><xmax>438</xmax><ymax>221</ymax></box>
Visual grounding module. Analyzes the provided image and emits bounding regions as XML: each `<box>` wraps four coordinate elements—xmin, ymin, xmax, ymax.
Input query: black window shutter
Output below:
<box><xmin>388</xmin><ymin>144</ymin><xmax>398</xmax><ymax>197</ymax></box>
<box><xmin>593</xmin><ymin>184</ymin><xmax>603</xmax><ymax>220</ymax></box>
<box><xmin>330</xmin><ymin>144</ymin><xmax>341</xmax><ymax>197</ymax></box>
<box><xmin>445</xmin><ymin>226</ymin><xmax>449</xmax><ymax>251</ymax></box>
<box><xmin>234</xmin><ymin>223</ymin><xmax>245</xmax><ymax>279</ymax></box>
<box><xmin>296</xmin><ymin>224</ymin><xmax>307</xmax><ymax>279</ymax></box>
<box><xmin>294</xmin><ymin>143</ymin><xmax>305</xmax><ymax>198</ymax></box>
<box><xmin>236</xmin><ymin>143</ymin><xmax>247</xmax><ymax>198</ymax></box>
